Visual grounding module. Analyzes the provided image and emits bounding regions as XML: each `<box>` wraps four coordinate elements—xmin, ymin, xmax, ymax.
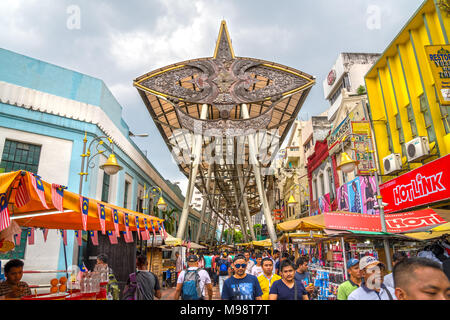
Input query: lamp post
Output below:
<box><xmin>287</xmin><ymin>183</ymin><xmax>309</xmax><ymax>218</ymax></box>
<box><xmin>337</xmin><ymin>132</ymin><xmax>393</xmax><ymax>272</ymax></box>
<box><xmin>75</xmin><ymin>132</ymin><xmax>123</xmax><ymax>265</ymax></box>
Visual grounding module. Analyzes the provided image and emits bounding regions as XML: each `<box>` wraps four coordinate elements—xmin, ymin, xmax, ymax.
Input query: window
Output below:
<box><xmin>101</xmin><ymin>173</ymin><xmax>110</xmax><ymax>203</ymax></box>
<box><xmin>395</xmin><ymin>114</ymin><xmax>406</xmax><ymax>156</ymax></box>
<box><xmin>0</xmin><ymin>140</ymin><xmax>41</xmax><ymax>174</ymax></box>
<box><xmin>124</xmin><ymin>181</ymin><xmax>130</xmax><ymax>209</ymax></box>
<box><xmin>419</xmin><ymin>95</ymin><xmax>436</xmax><ymax>143</ymax></box>
<box><xmin>330</xmin><ymin>80</ymin><xmax>345</xmax><ymax>106</ymax></box>
<box><xmin>327</xmin><ymin>168</ymin><xmax>335</xmax><ymax>200</ymax></box>
<box><xmin>406</xmin><ymin>105</ymin><xmax>418</xmax><ymax>137</ymax></box>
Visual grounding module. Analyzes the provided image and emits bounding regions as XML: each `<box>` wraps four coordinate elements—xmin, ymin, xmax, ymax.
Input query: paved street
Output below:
<box><xmin>160</xmin><ymin>282</ymin><xmax>221</xmax><ymax>300</ymax></box>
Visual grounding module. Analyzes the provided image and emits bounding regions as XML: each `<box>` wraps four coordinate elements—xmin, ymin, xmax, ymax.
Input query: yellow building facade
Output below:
<box><xmin>365</xmin><ymin>0</ymin><xmax>450</xmax><ymax>182</ymax></box>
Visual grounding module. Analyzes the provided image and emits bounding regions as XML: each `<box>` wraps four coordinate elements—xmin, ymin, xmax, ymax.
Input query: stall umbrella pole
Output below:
<box><xmin>341</xmin><ymin>237</ymin><xmax>347</xmax><ymax>281</ymax></box>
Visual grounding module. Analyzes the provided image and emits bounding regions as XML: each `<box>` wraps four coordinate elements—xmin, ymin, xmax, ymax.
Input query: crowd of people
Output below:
<box><xmin>1</xmin><ymin>247</ymin><xmax>449</xmax><ymax>300</ymax></box>
<box><xmin>172</xmin><ymin>248</ymin><xmax>450</xmax><ymax>301</ymax></box>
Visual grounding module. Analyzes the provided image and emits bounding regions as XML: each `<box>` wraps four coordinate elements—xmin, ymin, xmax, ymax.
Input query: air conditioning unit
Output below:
<box><xmin>383</xmin><ymin>153</ymin><xmax>402</xmax><ymax>175</ymax></box>
<box><xmin>406</xmin><ymin>137</ymin><xmax>430</xmax><ymax>162</ymax></box>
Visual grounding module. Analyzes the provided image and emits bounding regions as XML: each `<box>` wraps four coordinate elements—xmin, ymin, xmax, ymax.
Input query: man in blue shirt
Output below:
<box><xmin>221</xmin><ymin>255</ymin><xmax>263</xmax><ymax>300</ymax></box>
<box><xmin>269</xmin><ymin>259</ymin><xmax>308</xmax><ymax>300</ymax></box>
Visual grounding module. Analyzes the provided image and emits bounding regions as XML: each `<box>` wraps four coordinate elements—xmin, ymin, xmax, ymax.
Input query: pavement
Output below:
<box><xmin>160</xmin><ymin>281</ymin><xmax>221</xmax><ymax>300</ymax></box>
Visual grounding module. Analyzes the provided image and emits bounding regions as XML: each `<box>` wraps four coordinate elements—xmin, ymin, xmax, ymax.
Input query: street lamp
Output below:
<box><xmin>143</xmin><ymin>184</ymin><xmax>168</xmax><ymax>216</ymax></box>
<box><xmin>79</xmin><ymin>132</ymin><xmax>123</xmax><ymax>195</ymax></box>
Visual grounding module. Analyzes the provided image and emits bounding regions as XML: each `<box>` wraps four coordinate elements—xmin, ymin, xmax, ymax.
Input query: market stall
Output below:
<box><xmin>0</xmin><ymin>170</ymin><xmax>166</xmax><ymax>300</ymax></box>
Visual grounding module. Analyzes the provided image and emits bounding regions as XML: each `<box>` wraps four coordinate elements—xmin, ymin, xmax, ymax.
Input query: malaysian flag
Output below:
<box><xmin>123</xmin><ymin>230</ymin><xmax>133</xmax><ymax>243</ymax></box>
<box><xmin>0</xmin><ymin>193</ymin><xmax>11</xmax><ymax>232</ymax></box>
<box><xmin>124</xmin><ymin>212</ymin><xmax>130</xmax><ymax>236</ymax></box>
<box><xmin>113</xmin><ymin>209</ymin><xmax>120</xmax><ymax>236</ymax></box>
<box><xmin>14</xmin><ymin>228</ymin><xmax>22</xmax><ymax>246</ymax></box>
<box><xmin>80</xmin><ymin>197</ymin><xmax>89</xmax><ymax>231</ymax></box>
<box><xmin>30</xmin><ymin>174</ymin><xmax>49</xmax><ymax>209</ymax></box>
<box><xmin>90</xmin><ymin>230</ymin><xmax>98</xmax><ymax>246</ymax></box>
<box><xmin>151</xmin><ymin>220</ymin><xmax>156</xmax><ymax>237</ymax></box>
<box><xmin>75</xmin><ymin>230</ymin><xmax>82</xmax><ymax>246</ymax></box>
<box><xmin>141</xmin><ymin>218</ymin><xmax>150</xmax><ymax>241</ymax></box>
<box><xmin>15</xmin><ymin>174</ymin><xmax>30</xmax><ymax>208</ymax></box>
<box><xmin>79</xmin><ymin>262</ymin><xmax>88</xmax><ymax>273</ymax></box>
<box><xmin>51</xmin><ymin>184</ymin><xmax>66</xmax><ymax>212</ymax></box>
<box><xmin>42</xmin><ymin>228</ymin><xmax>49</xmax><ymax>242</ymax></box>
<box><xmin>97</xmin><ymin>203</ymin><xmax>106</xmax><ymax>235</ymax></box>
<box><xmin>161</xmin><ymin>223</ymin><xmax>168</xmax><ymax>240</ymax></box>
<box><xmin>60</xmin><ymin>229</ymin><xmax>67</xmax><ymax>246</ymax></box>
<box><xmin>135</xmin><ymin>216</ymin><xmax>141</xmax><ymax>240</ymax></box>
<box><xmin>27</xmin><ymin>227</ymin><xmax>35</xmax><ymax>245</ymax></box>
<box><xmin>107</xmin><ymin>230</ymin><xmax>118</xmax><ymax>245</ymax></box>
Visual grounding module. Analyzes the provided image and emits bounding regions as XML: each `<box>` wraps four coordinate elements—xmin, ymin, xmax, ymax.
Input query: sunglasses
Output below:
<box><xmin>234</xmin><ymin>264</ymin><xmax>247</xmax><ymax>269</ymax></box>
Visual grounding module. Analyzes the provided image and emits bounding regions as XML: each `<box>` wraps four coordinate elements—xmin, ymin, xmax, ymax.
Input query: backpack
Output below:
<box><xmin>107</xmin><ymin>272</ymin><xmax>120</xmax><ymax>300</ymax></box>
<box><xmin>219</xmin><ymin>260</ymin><xmax>228</xmax><ymax>274</ymax></box>
<box><xmin>122</xmin><ymin>272</ymin><xmax>155</xmax><ymax>300</ymax></box>
<box><xmin>181</xmin><ymin>269</ymin><xmax>202</xmax><ymax>300</ymax></box>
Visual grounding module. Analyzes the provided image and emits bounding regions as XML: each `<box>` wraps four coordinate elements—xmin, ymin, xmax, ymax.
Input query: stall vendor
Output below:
<box><xmin>0</xmin><ymin>259</ymin><xmax>31</xmax><ymax>299</ymax></box>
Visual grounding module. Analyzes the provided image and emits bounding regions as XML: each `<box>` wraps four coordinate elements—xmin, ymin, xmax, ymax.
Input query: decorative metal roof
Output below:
<box><xmin>134</xmin><ymin>21</ymin><xmax>315</xmax><ymax>221</ymax></box>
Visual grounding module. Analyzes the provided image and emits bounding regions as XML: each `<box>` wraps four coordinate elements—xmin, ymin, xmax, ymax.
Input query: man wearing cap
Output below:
<box><xmin>348</xmin><ymin>256</ymin><xmax>396</xmax><ymax>300</ymax></box>
<box><xmin>173</xmin><ymin>255</ymin><xmax>213</xmax><ymax>300</ymax></box>
<box><xmin>337</xmin><ymin>258</ymin><xmax>361</xmax><ymax>300</ymax></box>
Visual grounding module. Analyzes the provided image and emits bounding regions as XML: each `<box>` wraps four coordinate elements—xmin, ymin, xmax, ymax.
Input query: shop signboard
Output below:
<box><xmin>351</xmin><ymin>121</ymin><xmax>374</xmax><ymax>175</ymax></box>
<box><xmin>425</xmin><ymin>45</ymin><xmax>450</xmax><ymax>106</ymax></box>
<box><xmin>327</xmin><ymin>115</ymin><xmax>352</xmax><ymax>152</ymax></box>
<box><xmin>360</xmin><ymin>176</ymin><xmax>379</xmax><ymax>215</ymax></box>
<box><xmin>336</xmin><ymin>184</ymin><xmax>349</xmax><ymax>211</ymax></box>
<box><xmin>380</xmin><ymin>154</ymin><xmax>450</xmax><ymax>214</ymax></box>
<box><xmin>336</xmin><ymin>176</ymin><xmax>378</xmax><ymax>215</ymax></box>
<box><xmin>347</xmin><ymin>177</ymin><xmax>363</xmax><ymax>214</ymax></box>
<box><xmin>324</xmin><ymin>208</ymin><xmax>447</xmax><ymax>233</ymax></box>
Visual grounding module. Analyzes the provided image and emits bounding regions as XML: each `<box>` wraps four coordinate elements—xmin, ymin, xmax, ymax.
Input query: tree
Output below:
<box><xmin>357</xmin><ymin>85</ymin><xmax>366</xmax><ymax>95</ymax></box>
<box><xmin>160</xmin><ymin>207</ymin><xmax>177</xmax><ymax>235</ymax></box>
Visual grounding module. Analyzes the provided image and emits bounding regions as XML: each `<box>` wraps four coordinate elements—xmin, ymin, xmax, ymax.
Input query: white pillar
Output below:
<box><xmin>237</xmin><ymin>165</ymin><xmax>257</xmax><ymax>241</ymax></box>
<box><xmin>242</xmin><ymin>103</ymin><xmax>277</xmax><ymax>248</ymax></box>
<box><xmin>177</xmin><ymin>104</ymin><xmax>208</xmax><ymax>240</ymax></box>
<box><xmin>195</xmin><ymin>163</ymin><xmax>213</xmax><ymax>243</ymax></box>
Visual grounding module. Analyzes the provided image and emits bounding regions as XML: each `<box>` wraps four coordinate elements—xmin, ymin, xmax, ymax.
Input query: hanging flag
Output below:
<box><xmin>135</xmin><ymin>216</ymin><xmax>141</xmax><ymax>240</ymax></box>
<box><xmin>80</xmin><ymin>197</ymin><xmax>89</xmax><ymax>231</ymax></box>
<box><xmin>161</xmin><ymin>223</ymin><xmax>168</xmax><ymax>240</ymax></box>
<box><xmin>14</xmin><ymin>228</ymin><xmax>22</xmax><ymax>246</ymax></box>
<box><xmin>42</xmin><ymin>228</ymin><xmax>49</xmax><ymax>242</ymax></box>
<box><xmin>142</xmin><ymin>218</ymin><xmax>150</xmax><ymax>241</ymax></box>
<box><xmin>124</xmin><ymin>212</ymin><xmax>130</xmax><ymax>235</ymax></box>
<box><xmin>60</xmin><ymin>229</ymin><xmax>67</xmax><ymax>246</ymax></box>
<box><xmin>113</xmin><ymin>209</ymin><xmax>120</xmax><ymax>236</ymax></box>
<box><xmin>151</xmin><ymin>220</ymin><xmax>156</xmax><ymax>238</ymax></box>
<box><xmin>27</xmin><ymin>227</ymin><xmax>35</xmax><ymax>245</ymax></box>
<box><xmin>51</xmin><ymin>184</ymin><xmax>66</xmax><ymax>212</ymax></box>
<box><xmin>30</xmin><ymin>174</ymin><xmax>49</xmax><ymax>209</ymax></box>
<box><xmin>79</xmin><ymin>262</ymin><xmax>88</xmax><ymax>273</ymax></box>
<box><xmin>75</xmin><ymin>230</ymin><xmax>83</xmax><ymax>246</ymax></box>
<box><xmin>123</xmin><ymin>230</ymin><xmax>133</xmax><ymax>243</ymax></box>
<box><xmin>15</xmin><ymin>174</ymin><xmax>30</xmax><ymax>208</ymax></box>
<box><xmin>97</xmin><ymin>203</ymin><xmax>106</xmax><ymax>235</ymax></box>
<box><xmin>90</xmin><ymin>230</ymin><xmax>98</xmax><ymax>246</ymax></box>
<box><xmin>107</xmin><ymin>230</ymin><xmax>118</xmax><ymax>245</ymax></box>
<box><xmin>0</xmin><ymin>193</ymin><xmax>11</xmax><ymax>232</ymax></box>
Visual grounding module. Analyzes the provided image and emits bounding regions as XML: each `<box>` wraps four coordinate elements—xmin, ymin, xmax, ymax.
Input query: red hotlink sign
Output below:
<box><xmin>380</xmin><ymin>155</ymin><xmax>450</xmax><ymax>214</ymax></box>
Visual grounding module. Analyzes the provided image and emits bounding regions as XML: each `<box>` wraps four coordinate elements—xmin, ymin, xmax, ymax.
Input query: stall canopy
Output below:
<box><xmin>237</xmin><ymin>239</ymin><xmax>272</xmax><ymax>247</ymax></box>
<box><xmin>277</xmin><ymin>214</ymin><xmax>325</xmax><ymax>232</ymax></box>
<box><xmin>0</xmin><ymin>171</ymin><xmax>164</xmax><ymax>233</ymax></box>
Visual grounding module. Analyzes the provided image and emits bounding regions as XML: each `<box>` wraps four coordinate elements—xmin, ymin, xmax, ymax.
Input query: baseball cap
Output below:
<box><xmin>347</xmin><ymin>258</ymin><xmax>359</xmax><ymax>269</ymax></box>
<box><xmin>359</xmin><ymin>255</ymin><xmax>384</xmax><ymax>270</ymax></box>
<box><xmin>222</xmin><ymin>252</ymin><xmax>228</xmax><ymax>257</ymax></box>
<box><xmin>187</xmin><ymin>255</ymin><xmax>198</xmax><ymax>262</ymax></box>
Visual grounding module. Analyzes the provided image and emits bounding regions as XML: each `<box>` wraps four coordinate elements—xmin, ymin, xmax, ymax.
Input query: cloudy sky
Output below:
<box><xmin>0</xmin><ymin>0</ymin><xmax>424</xmax><ymax>195</ymax></box>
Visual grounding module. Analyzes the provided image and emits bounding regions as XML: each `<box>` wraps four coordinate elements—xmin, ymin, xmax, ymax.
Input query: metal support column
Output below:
<box><xmin>195</xmin><ymin>163</ymin><xmax>213</xmax><ymax>243</ymax></box>
<box><xmin>241</xmin><ymin>104</ymin><xmax>277</xmax><ymax>248</ymax></box>
<box><xmin>236</xmin><ymin>165</ymin><xmax>257</xmax><ymax>241</ymax></box>
<box><xmin>176</xmin><ymin>104</ymin><xmax>208</xmax><ymax>240</ymax></box>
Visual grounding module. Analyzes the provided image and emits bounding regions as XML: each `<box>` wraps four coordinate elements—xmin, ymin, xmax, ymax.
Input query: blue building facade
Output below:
<box><xmin>0</xmin><ymin>48</ymin><xmax>209</xmax><ymax>283</ymax></box>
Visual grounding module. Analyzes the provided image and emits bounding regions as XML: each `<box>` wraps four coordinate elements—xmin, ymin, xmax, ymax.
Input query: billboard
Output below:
<box><xmin>319</xmin><ymin>193</ymin><xmax>331</xmax><ymax>213</ymax></box>
<box><xmin>336</xmin><ymin>176</ymin><xmax>379</xmax><ymax>215</ymax></box>
<box><xmin>347</xmin><ymin>177</ymin><xmax>363</xmax><ymax>214</ymax></box>
<box><xmin>380</xmin><ymin>154</ymin><xmax>450</xmax><ymax>214</ymax></box>
<box><xmin>336</xmin><ymin>184</ymin><xmax>349</xmax><ymax>211</ymax></box>
<box><xmin>425</xmin><ymin>45</ymin><xmax>450</xmax><ymax>106</ymax></box>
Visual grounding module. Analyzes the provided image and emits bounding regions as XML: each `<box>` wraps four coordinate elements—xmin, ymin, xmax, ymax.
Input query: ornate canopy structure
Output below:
<box><xmin>134</xmin><ymin>21</ymin><xmax>315</xmax><ymax>245</ymax></box>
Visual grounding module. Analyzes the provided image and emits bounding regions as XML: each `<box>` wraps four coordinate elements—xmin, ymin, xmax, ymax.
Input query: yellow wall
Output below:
<box><xmin>365</xmin><ymin>0</ymin><xmax>450</xmax><ymax>182</ymax></box>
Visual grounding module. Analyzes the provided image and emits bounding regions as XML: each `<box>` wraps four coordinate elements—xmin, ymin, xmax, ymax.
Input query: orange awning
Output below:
<box><xmin>3</xmin><ymin>171</ymin><xmax>164</xmax><ymax>232</ymax></box>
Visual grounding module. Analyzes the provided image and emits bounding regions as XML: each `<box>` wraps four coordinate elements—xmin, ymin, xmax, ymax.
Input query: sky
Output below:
<box><xmin>0</xmin><ymin>0</ymin><xmax>424</xmax><ymax>195</ymax></box>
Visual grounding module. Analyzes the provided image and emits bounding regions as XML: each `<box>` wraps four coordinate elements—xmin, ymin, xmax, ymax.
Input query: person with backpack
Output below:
<box><xmin>122</xmin><ymin>255</ymin><xmax>162</xmax><ymax>300</ymax></box>
<box><xmin>216</xmin><ymin>252</ymin><xmax>231</xmax><ymax>295</ymax></box>
<box><xmin>173</xmin><ymin>255</ymin><xmax>213</xmax><ymax>300</ymax></box>
<box><xmin>96</xmin><ymin>253</ymin><xmax>120</xmax><ymax>300</ymax></box>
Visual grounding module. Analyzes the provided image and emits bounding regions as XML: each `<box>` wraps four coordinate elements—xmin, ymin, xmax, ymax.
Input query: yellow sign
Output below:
<box><xmin>425</xmin><ymin>45</ymin><xmax>450</xmax><ymax>105</ymax></box>
<box><xmin>351</xmin><ymin>121</ymin><xmax>370</xmax><ymax>135</ymax></box>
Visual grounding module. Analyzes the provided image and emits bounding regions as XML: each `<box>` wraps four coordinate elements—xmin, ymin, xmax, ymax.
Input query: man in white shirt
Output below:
<box><xmin>244</xmin><ymin>250</ymin><xmax>255</xmax><ymax>274</ymax></box>
<box><xmin>173</xmin><ymin>255</ymin><xmax>213</xmax><ymax>300</ymax></box>
<box><xmin>251</xmin><ymin>253</ymin><xmax>264</xmax><ymax>277</ymax></box>
<box><xmin>348</xmin><ymin>256</ymin><xmax>396</xmax><ymax>300</ymax></box>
